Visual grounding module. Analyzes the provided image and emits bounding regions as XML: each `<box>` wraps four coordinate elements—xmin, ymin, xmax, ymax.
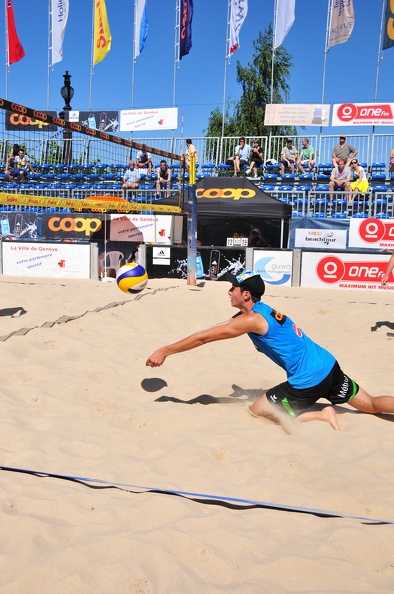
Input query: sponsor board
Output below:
<box><xmin>2</xmin><ymin>242</ymin><xmax>91</xmax><ymax>278</ymax></box>
<box><xmin>332</xmin><ymin>103</ymin><xmax>394</xmax><ymax>126</ymax></box>
<box><xmin>6</xmin><ymin>110</ymin><xmax>58</xmax><ymax>131</ymax></box>
<box><xmin>110</xmin><ymin>214</ymin><xmax>177</xmax><ymax>244</ymax></box>
<box><xmin>349</xmin><ymin>218</ymin><xmax>394</xmax><ymax>249</ymax></box>
<box><xmin>153</xmin><ymin>246</ymin><xmax>171</xmax><ymax>265</ymax></box>
<box><xmin>295</xmin><ymin>228</ymin><xmax>347</xmax><ymax>250</ymax></box>
<box><xmin>253</xmin><ymin>250</ymin><xmax>292</xmax><ymax>286</ymax></box>
<box><xmin>120</xmin><ymin>107</ymin><xmax>178</xmax><ymax>132</ymax></box>
<box><xmin>264</xmin><ymin>104</ymin><xmax>330</xmax><ymax>126</ymax></box>
<box><xmin>42</xmin><ymin>214</ymin><xmax>103</xmax><ymax>239</ymax></box>
<box><xmin>67</xmin><ymin>110</ymin><xmax>119</xmax><ymax>132</ymax></box>
<box><xmin>301</xmin><ymin>252</ymin><xmax>393</xmax><ymax>290</ymax></box>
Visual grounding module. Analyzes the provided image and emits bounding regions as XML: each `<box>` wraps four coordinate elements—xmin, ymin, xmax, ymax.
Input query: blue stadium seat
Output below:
<box><xmin>371</xmin><ymin>185</ymin><xmax>387</xmax><ymax>192</ymax></box>
<box><xmin>296</xmin><ymin>185</ymin><xmax>312</xmax><ymax>192</ymax></box>
<box><xmin>261</xmin><ymin>185</ymin><xmax>275</xmax><ymax>192</ymax></box>
<box><xmin>331</xmin><ymin>212</ymin><xmax>348</xmax><ymax>218</ymax></box>
<box><xmin>281</xmin><ymin>173</ymin><xmax>295</xmax><ymax>181</ymax></box>
<box><xmin>298</xmin><ymin>173</ymin><xmax>313</xmax><ymax>180</ymax></box>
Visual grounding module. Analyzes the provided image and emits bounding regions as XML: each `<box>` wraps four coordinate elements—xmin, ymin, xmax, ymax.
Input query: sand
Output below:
<box><xmin>1</xmin><ymin>275</ymin><xmax>394</xmax><ymax>593</ymax></box>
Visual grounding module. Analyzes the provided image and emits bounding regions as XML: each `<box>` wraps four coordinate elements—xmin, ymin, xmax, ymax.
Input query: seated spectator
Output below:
<box><xmin>156</xmin><ymin>160</ymin><xmax>172</xmax><ymax>196</ymax></box>
<box><xmin>331</xmin><ymin>134</ymin><xmax>357</xmax><ymax>167</ymax></box>
<box><xmin>297</xmin><ymin>137</ymin><xmax>315</xmax><ymax>174</ymax></box>
<box><xmin>228</xmin><ymin>136</ymin><xmax>251</xmax><ymax>177</ymax></box>
<box><xmin>329</xmin><ymin>158</ymin><xmax>351</xmax><ymax>201</ymax></box>
<box><xmin>5</xmin><ymin>148</ymin><xmax>35</xmax><ymax>184</ymax></box>
<box><xmin>349</xmin><ymin>159</ymin><xmax>368</xmax><ymax>204</ymax></box>
<box><xmin>184</xmin><ymin>138</ymin><xmax>198</xmax><ymax>173</ymax></box>
<box><xmin>246</xmin><ymin>139</ymin><xmax>263</xmax><ymax>178</ymax></box>
<box><xmin>136</xmin><ymin>145</ymin><xmax>152</xmax><ymax>174</ymax></box>
<box><xmin>390</xmin><ymin>148</ymin><xmax>394</xmax><ymax>173</ymax></box>
<box><xmin>122</xmin><ymin>160</ymin><xmax>140</xmax><ymax>190</ymax></box>
<box><xmin>280</xmin><ymin>138</ymin><xmax>298</xmax><ymax>175</ymax></box>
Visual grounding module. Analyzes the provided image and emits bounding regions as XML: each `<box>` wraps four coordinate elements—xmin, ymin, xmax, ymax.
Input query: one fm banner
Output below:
<box><xmin>300</xmin><ymin>252</ymin><xmax>393</xmax><ymax>291</ymax></box>
<box><xmin>253</xmin><ymin>250</ymin><xmax>293</xmax><ymax>286</ymax></box>
<box><xmin>119</xmin><ymin>107</ymin><xmax>178</xmax><ymax>131</ymax></box>
<box><xmin>332</xmin><ymin>103</ymin><xmax>394</xmax><ymax>126</ymax></box>
<box><xmin>348</xmin><ymin>218</ymin><xmax>394</xmax><ymax>249</ymax></box>
<box><xmin>2</xmin><ymin>242</ymin><xmax>91</xmax><ymax>278</ymax></box>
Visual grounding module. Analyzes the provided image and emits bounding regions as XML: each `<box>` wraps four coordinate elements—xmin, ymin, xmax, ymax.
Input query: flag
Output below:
<box><xmin>179</xmin><ymin>0</ymin><xmax>193</xmax><ymax>60</ymax></box>
<box><xmin>229</xmin><ymin>0</ymin><xmax>248</xmax><ymax>55</ymax></box>
<box><xmin>6</xmin><ymin>0</ymin><xmax>25</xmax><ymax>65</ymax></box>
<box><xmin>274</xmin><ymin>0</ymin><xmax>295</xmax><ymax>49</ymax></box>
<box><xmin>328</xmin><ymin>0</ymin><xmax>354</xmax><ymax>48</ymax></box>
<box><xmin>51</xmin><ymin>0</ymin><xmax>69</xmax><ymax>65</ymax></box>
<box><xmin>382</xmin><ymin>0</ymin><xmax>394</xmax><ymax>51</ymax></box>
<box><xmin>93</xmin><ymin>0</ymin><xmax>112</xmax><ymax>65</ymax></box>
<box><xmin>135</xmin><ymin>0</ymin><xmax>149</xmax><ymax>59</ymax></box>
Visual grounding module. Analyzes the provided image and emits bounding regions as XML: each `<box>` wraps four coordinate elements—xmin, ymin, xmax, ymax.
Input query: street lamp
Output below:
<box><xmin>59</xmin><ymin>71</ymin><xmax>74</xmax><ymax>165</ymax></box>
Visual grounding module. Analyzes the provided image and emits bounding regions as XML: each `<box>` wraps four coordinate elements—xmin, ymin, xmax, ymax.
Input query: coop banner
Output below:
<box><xmin>348</xmin><ymin>218</ymin><xmax>394</xmax><ymax>249</ymax></box>
<box><xmin>5</xmin><ymin>110</ymin><xmax>58</xmax><ymax>131</ymax></box>
<box><xmin>264</xmin><ymin>104</ymin><xmax>330</xmax><ymax>126</ymax></box>
<box><xmin>2</xmin><ymin>242</ymin><xmax>91</xmax><ymax>278</ymax></box>
<box><xmin>67</xmin><ymin>110</ymin><xmax>119</xmax><ymax>132</ymax></box>
<box><xmin>41</xmin><ymin>213</ymin><xmax>104</xmax><ymax>240</ymax></box>
<box><xmin>119</xmin><ymin>107</ymin><xmax>178</xmax><ymax>131</ymax></box>
<box><xmin>109</xmin><ymin>214</ymin><xmax>179</xmax><ymax>245</ymax></box>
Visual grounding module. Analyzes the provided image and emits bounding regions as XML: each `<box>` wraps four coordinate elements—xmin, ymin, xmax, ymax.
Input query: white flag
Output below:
<box><xmin>229</xmin><ymin>0</ymin><xmax>248</xmax><ymax>55</ymax></box>
<box><xmin>328</xmin><ymin>0</ymin><xmax>354</xmax><ymax>48</ymax></box>
<box><xmin>274</xmin><ymin>0</ymin><xmax>295</xmax><ymax>49</ymax></box>
<box><xmin>51</xmin><ymin>0</ymin><xmax>69</xmax><ymax>65</ymax></box>
<box><xmin>134</xmin><ymin>0</ymin><xmax>149</xmax><ymax>59</ymax></box>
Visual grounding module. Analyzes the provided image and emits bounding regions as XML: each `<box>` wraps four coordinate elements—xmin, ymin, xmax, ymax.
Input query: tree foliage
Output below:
<box><xmin>205</xmin><ymin>24</ymin><xmax>296</xmax><ymax>139</ymax></box>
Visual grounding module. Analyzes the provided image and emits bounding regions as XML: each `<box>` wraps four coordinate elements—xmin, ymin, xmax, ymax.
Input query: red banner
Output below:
<box><xmin>7</xmin><ymin>0</ymin><xmax>25</xmax><ymax>65</ymax></box>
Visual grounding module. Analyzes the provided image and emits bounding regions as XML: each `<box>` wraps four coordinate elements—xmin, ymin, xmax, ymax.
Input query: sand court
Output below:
<box><xmin>1</xmin><ymin>275</ymin><xmax>394</xmax><ymax>593</ymax></box>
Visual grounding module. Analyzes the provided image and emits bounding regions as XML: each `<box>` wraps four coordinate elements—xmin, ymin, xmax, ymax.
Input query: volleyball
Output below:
<box><xmin>116</xmin><ymin>263</ymin><xmax>148</xmax><ymax>293</ymax></box>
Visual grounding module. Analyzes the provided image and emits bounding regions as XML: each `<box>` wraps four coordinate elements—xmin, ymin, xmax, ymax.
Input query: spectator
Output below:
<box><xmin>349</xmin><ymin>159</ymin><xmax>368</xmax><ymax>204</ymax></box>
<box><xmin>155</xmin><ymin>160</ymin><xmax>172</xmax><ymax>196</ymax></box>
<box><xmin>381</xmin><ymin>251</ymin><xmax>394</xmax><ymax>285</ymax></box>
<box><xmin>184</xmin><ymin>139</ymin><xmax>198</xmax><ymax>173</ymax></box>
<box><xmin>246</xmin><ymin>139</ymin><xmax>263</xmax><ymax>178</ymax></box>
<box><xmin>329</xmin><ymin>158</ymin><xmax>351</xmax><ymax>201</ymax></box>
<box><xmin>248</xmin><ymin>228</ymin><xmax>267</xmax><ymax>248</ymax></box>
<box><xmin>5</xmin><ymin>148</ymin><xmax>35</xmax><ymax>184</ymax></box>
<box><xmin>331</xmin><ymin>134</ymin><xmax>357</xmax><ymax>167</ymax></box>
<box><xmin>230</xmin><ymin>136</ymin><xmax>251</xmax><ymax>177</ymax></box>
<box><xmin>389</xmin><ymin>148</ymin><xmax>394</xmax><ymax>174</ymax></box>
<box><xmin>122</xmin><ymin>160</ymin><xmax>140</xmax><ymax>190</ymax></box>
<box><xmin>280</xmin><ymin>138</ymin><xmax>298</xmax><ymax>175</ymax></box>
<box><xmin>297</xmin><ymin>137</ymin><xmax>315</xmax><ymax>174</ymax></box>
<box><xmin>136</xmin><ymin>144</ymin><xmax>152</xmax><ymax>174</ymax></box>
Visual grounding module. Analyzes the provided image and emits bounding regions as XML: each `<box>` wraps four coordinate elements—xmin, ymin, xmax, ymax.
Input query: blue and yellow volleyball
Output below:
<box><xmin>116</xmin><ymin>263</ymin><xmax>148</xmax><ymax>293</ymax></box>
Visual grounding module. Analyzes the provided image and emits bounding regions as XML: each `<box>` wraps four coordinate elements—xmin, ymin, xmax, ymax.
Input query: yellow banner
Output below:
<box><xmin>93</xmin><ymin>0</ymin><xmax>112</xmax><ymax>65</ymax></box>
<box><xmin>0</xmin><ymin>193</ymin><xmax>182</xmax><ymax>214</ymax></box>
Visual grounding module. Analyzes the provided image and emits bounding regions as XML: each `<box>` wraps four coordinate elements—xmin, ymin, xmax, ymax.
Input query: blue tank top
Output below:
<box><xmin>248</xmin><ymin>302</ymin><xmax>335</xmax><ymax>389</ymax></box>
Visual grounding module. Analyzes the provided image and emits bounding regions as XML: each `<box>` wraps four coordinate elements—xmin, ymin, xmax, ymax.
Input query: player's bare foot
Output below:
<box><xmin>322</xmin><ymin>406</ymin><xmax>341</xmax><ymax>430</ymax></box>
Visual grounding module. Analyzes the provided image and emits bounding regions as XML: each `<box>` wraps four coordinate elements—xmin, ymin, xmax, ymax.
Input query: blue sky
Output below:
<box><xmin>1</xmin><ymin>1</ymin><xmax>393</xmax><ymax>139</ymax></box>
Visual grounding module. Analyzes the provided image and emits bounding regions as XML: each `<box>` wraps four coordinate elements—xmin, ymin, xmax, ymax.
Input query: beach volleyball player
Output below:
<box><xmin>146</xmin><ymin>271</ymin><xmax>394</xmax><ymax>430</ymax></box>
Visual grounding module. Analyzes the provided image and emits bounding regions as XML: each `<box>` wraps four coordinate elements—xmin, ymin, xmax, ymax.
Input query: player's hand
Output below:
<box><xmin>146</xmin><ymin>349</ymin><xmax>167</xmax><ymax>367</ymax></box>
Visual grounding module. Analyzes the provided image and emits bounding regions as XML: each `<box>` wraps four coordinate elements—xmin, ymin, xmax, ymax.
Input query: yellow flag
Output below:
<box><xmin>93</xmin><ymin>0</ymin><xmax>111</xmax><ymax>65</ymax></box>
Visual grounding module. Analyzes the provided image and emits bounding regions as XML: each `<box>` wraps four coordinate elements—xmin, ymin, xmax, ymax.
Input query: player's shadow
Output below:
<box><xmin>0</xmin><ymin>306</ymin><xmax>27</xmax><ymax>318</ymax></box>
<box><xmin>371</xmin><ymin>321</ymin><xmax>394</xmax><ymax>332</ymax></box>
<box><xmin>155</xmin><ymin>384</ymin><xmax>264</xmax><ymax>405</ymax></box>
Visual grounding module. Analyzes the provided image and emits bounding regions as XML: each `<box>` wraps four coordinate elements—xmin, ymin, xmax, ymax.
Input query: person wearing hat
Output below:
<box><xmin>332</xmin><ymin>134</ymin><xmax>357</xmax><ymax>167</ymax></box>
<box><xmin>146</xmin><ymin>270</ymin><xmax>394</xmax><ymax>430</ymax></box>
<box><xmin>280</xmin><ymin>138</ymin><xmax>298</xmax><ymax>175</ymax></box>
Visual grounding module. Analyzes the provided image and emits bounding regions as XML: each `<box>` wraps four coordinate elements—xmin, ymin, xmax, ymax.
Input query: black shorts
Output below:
<box><xmin>265</xmin><ymin>361</ymin><xmax>359</xmax><ymax>417</ymax></box>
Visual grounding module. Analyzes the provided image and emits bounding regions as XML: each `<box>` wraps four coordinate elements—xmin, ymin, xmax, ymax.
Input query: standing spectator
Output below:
<box><xmin>156</xmin><ymin>160</ymin><xmax>172</xmax><ymax>196</ymax></box>
<box><xmin>297</xmin><ymin>138</ymin><xmax>315</xmax><ymax>174</ymax></box>
<box><xmin>331</xmin><ymin>134</ymin><xmax>357</xmax><ymax>167</ymax></box>
<box><xmin>232</xmin><ymin>136</ymin><xmax>251</xmax><ymax>177</ymax></box>
<box><xmin>136</xmin><ymin>144</ymin><xmax>152</xmax><ymax>174</ymax></box>
<box><xmin>184</xmin><ymin>139</ymin><xmax>198</xmax><ymax>173</ymax></box>
<box><xmin>381</xmin><ymin>251</ymin><xmax>394</xmax><ymax>285</ymax></box>
<box><xmin>329</xmin><ymin>158</ymin><xmax>351</xmax><ymax>201</ymax></box>
<box><xmin>6</xmin><ymin>148</ymin><xmax>35</xmax><ymax>184</ymax></box>
<box><xmin>280</xmin><ymin>138</ymin><xmax>298</xmax><ymax>175</ymax></box>
<box><xmin>122</xmin><ymin>160</ymin><xmax>140</xmax><ymax>190</ymax></box>
<box><xmin>349</xmin><ymin>159</ymin><xmax>368</xmax><ymax>204</ymax></box>
<box><xmin>246</xmin><ymin>139</ymin><xmax>263</xmax><ymax>178</ymax></box>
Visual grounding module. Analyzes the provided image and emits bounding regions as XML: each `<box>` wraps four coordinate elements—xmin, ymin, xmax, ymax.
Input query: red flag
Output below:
<box><xmin>7</xmin><ymin>0</ymin><xmax>25</xmax><ymax>65</ymax></box>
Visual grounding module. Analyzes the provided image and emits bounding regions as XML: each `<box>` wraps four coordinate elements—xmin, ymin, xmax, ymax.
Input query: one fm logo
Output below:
<box><xmin>316</xmin><ymin>255</ymin><xmax>385</xmax><ymax>284</ymax></box>
<box><xmin>337</xmin><ymin>103</ymin><xmax>393</xmax><ymax>122</ymax></box>
<box><xmin>358</xmin><ymin>218</ymin><xmax>394</xmax><ymax>243</ymax></box>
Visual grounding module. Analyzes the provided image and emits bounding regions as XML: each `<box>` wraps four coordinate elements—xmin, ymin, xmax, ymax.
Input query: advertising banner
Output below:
<box><xmin>349</xmin><ymin>218</ymin><xmax>394</xmax><ymax>249</ymax></box>
<box><xmin>2</xmin><ymin>242</ymin><xmax>91</xmax><ymax>278</ymax></box>
<box><xmin>0</xmin><ymin>212</ymin><xmax>38</xmax><ymax>239</ymax></box>
<box><xmin>300</xmin><ymin>252</ymin><xmax>393</xmax><ymax>291</ymax></box>
<box><xmin>67</xmin><ymin>110</ymin><xmax>119</xmax><ymax>132</ymax></box>
<box><xmin>42</xmin><ymin>213</ymin><xmax>103</xmax><ymax>240</ymax></box>
<box><xmin>295</xmin><ymin>228</ymin><xmax>347</xmax><ymax>250</ymax></box>
<box><xmin>332</xmin><ymin>103</ymin><xmax>394</xmax><ymax>126</ymax></box>
<box><xmin>6</xmin><ymin>110</ymin><xmax>57</xmax><ymax>131</ymax></box>
<box><xmin>264</xmin><ymin>104</ymin><xmax>330</xmax><ymax>126</ymax></box>
<box><xmin>119</xmin><ymin>107</ymin><xmax>178</xmax><ymax>132</ymax></box>
<box><xmin>253</xmin><ymin>250</ymin><xmax>293</xmax><ymax>286</ymax></box>
<box><xmin>109</xmin><ymin>214</ymin><xmax>180</xmax><ymax>244</ymax></box>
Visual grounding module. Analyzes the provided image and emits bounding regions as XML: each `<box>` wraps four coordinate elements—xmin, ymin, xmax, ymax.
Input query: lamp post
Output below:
<box><xmin>59</xmin><ymin>71</ymin><xmax>74</xmax><ymax>165</ymax></box>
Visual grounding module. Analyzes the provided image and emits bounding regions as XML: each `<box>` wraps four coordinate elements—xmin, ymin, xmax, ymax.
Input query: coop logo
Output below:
<box><xmin>308</xmin><ymin>231</ymin><xmax>323</xmax><ymax>236</ymax></box>
<box><xmin>196</xmin><ymin>187</ymin><xmax>256</xmax><ymax>200</ymax></box>
<box><xmin>8</xmin><ymin>113</ymin><xmax>51</xmax><ymax>129</ymax></box>
<box><xmin>336</xmin><ymin>103</ymin><xmax>394</xmax><ymax>123</ymax></box>
<box><xmin>48</xmin><ymin>217</ymin><xmax>102</xmax><ymax>236</ymax></box>
<box><xmin>254</xmin><ymin>257</ymin><xmax>291</xmax><ymax>285</ymax></box>
<box><xmin>316</xmin><ymin>255</ymin><xmax>384</xmax><ymax>284</ymax></box>
<box><xmin>358</xmin><ymin>218</ymin><xmax>394</xmax><ymax>244</ymax></box>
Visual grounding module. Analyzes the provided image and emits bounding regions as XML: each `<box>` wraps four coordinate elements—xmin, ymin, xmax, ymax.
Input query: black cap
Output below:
<box><xmin>286</xmin><ymin>138</ymin><xmax>293</xmax><ymax>142</ymax></box>
<box><xmin>226</xmin><ymin>270</ymin><xmax>265</xmax><ymax>299</ymax></box>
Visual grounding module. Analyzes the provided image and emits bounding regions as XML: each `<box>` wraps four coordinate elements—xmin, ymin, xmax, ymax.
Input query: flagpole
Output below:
<box><xmin>131</xmin><ymin>0</ymin><xmax>136</xmax><ymax>108</ymax></box>
<box><xmin>374</xmin><ymin>0</ymin><xmax>386</xmax><ymax>103</ymax></box>
<box><xmin>173</xmin><ymin>0</ymin><xmax>180</xmax><ymax>108</ymax></box>
<box><xmin>47</xmin><ymin>0</ymin><xmax>51</xmax><ymax>110</ymax></box>
<box><xmin>89</xmin><ymin>0</ymin><xmax>94</xmax><ymax>109</ymax></box>
<box><xmin>221</xmin><ymin>0</ymin><xmax>231</xmax><ymax>144</ymax></box>
<box><xmin>5</xmin><ymin>0</ymin><xmax>8</xmax><ymax>100</ymax></box>
<box><xmin>270</xmin><ymin>0</ymin><xmax>278</xmax><ymax>104</ymax></box>
<box><xmin>321</xmin><ymin>0</ymin><xmax>331</xmax><ymax>104</ymax></box>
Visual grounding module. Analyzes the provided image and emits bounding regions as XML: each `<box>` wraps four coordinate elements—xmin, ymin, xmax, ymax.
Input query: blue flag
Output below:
<box><xmin>179</xmin><ymin>0</ymin><xmax>193</xmax><ymax>60</ymax></box>
<box><xmin>135</xmin><ymin>0</ymin><xmax>149</xmax><ymax>58</ymax></box>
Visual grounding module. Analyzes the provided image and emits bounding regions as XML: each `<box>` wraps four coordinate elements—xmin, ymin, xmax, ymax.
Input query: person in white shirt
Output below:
<box><xmin>233</xmin><ymin>136</ymin><xmax>251</xmax><ymax>177</ymax></box>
